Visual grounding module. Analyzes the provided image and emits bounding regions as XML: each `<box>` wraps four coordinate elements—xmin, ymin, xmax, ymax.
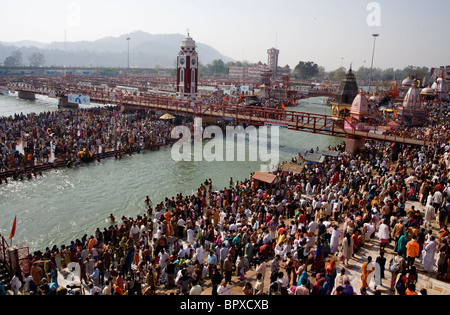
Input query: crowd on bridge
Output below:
<box><xmin>0</xmin><ymin>106</ymin><xmax>176</xmax><ymax>181</ymax></box>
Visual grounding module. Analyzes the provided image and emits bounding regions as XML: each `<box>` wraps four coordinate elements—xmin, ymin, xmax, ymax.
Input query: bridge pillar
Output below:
<box><xmin>8</xmin><ymin>247</ymin><xmax>21</xmax><ymax>279</ymax></box>
<box><xmin>58</xmin><ymin>96</ymin><xmax>78</xmax><ymax>109</ymax></box>
<box><xmin>18</xmin><ymin>91</ymin><xmax>36</xmax><ymax>100</ymax></box>
<box><xmin>345</xmin><ymin>137</ymin><xmax>365</xmax><ymax>155</ymax></box>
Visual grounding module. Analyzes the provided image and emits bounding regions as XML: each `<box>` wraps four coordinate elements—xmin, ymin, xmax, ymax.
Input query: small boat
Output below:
<box><xmin>0</xmin><ymin>86</ymin><xmax>9</xmax><ymax>95</ymax></box>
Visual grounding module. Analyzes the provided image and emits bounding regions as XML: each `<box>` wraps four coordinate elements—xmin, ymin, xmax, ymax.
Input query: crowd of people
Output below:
<box><xmin>0</xmin><ymin>106</ymin><xmax>175</xmax><ymax>181</ymax></box>
<box><xmin>383</xmin><ymin>101</ymin><xmax>450</xmax><ymax>143</ymax></box>
<box><xmin>1</xmin><ymin>99</ymin><xmax>450</xmax><ymax>296</ymax></box>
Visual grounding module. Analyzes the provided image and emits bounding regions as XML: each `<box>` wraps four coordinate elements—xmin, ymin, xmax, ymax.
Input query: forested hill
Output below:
<box><xmin>0</xmin><ymin>31</ymin><xmax>233</xmax><ymax>68</ymax></box>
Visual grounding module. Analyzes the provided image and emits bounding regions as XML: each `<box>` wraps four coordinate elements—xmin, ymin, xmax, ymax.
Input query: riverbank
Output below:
<box><xmin>0</xmin><ymin>106</ymin><xmax>174</xmax><ymax>178</ymax></box>
<box><xmin>0</xmin><ymin>138</ymin><xmax>170</xmax><ymax>183</ymax></box>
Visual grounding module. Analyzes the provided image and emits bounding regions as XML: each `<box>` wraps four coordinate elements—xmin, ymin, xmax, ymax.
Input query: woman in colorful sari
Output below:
<box><xmin>396</xmin><ymin>232</ymin><xmax>410</xmax><ymax>260</ymax></box>
<box><xmin>297</xmin><ymin>271</ymin><xmax>310</xmax><ymax>287</ymax></box>
<box><xmin>325</xmin><ymin>259</ymin><xmax>337</xmax><ymax>293</ymax></box>
<box><xmin>313</xmin><ymin>242</ymin><xmax>324</xmax><ymax>274</ymax></box>
<box><xmin>311</xmin><ymin>274</ymin><xmax>327</xmax><ymax>295</ymax></box>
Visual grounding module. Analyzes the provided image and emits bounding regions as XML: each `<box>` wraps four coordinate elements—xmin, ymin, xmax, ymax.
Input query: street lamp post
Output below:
<box><xmin>368</xmin><ymin>33</ymin><xmax>379</xmax><ymax>94</ymax></box>
<box><xmin>126</xmin><ymin>37</ymin><xmax>131</xmax><ymax>73</ymax></box>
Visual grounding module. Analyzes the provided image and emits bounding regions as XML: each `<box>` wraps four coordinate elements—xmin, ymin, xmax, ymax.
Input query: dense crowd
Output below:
<box><xmin>1</xmin><ymin>101</ymin><xmax>450</xmax><ymax>296</ymax></box>
<box><xmin>383</xmin><ymin>102</ymin><xmax>450</xmax><ymax>143</ymax></box>
<box><xmin>0</xmin><ymin>107</ymin><xmax>174</xmax><ymax>178</ymax></box>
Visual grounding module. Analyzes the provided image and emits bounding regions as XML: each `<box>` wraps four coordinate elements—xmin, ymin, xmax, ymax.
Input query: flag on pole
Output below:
<box><xmin>9</xmin><ymin>216</ymin><xmax>17</xmax><ymax>240</ymax></box>
<box><xmin>393</xmin><ymin>110</ymin><xmax>398</xmax><ymax>118</ymax></box>
<box><xmin>292</xmin><ymin>99</ymin><xmax>296</xmax><ymax>105</ymax></box>
<box><xmin>282</xmin><ymin>103</ymin><xmax>286</xmax><ymax>110</ymax></box>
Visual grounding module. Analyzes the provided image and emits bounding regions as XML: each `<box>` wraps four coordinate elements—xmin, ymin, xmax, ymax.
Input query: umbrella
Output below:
<box><xmin>160</xmin><ymin>113</ymin><xmax>175</xmax><ymax>120</ymax></box>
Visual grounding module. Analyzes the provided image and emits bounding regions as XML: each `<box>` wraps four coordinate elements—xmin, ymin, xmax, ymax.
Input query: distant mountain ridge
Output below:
<box><xmin>0</xmin><ymin>31</ymin><xmax>234</xmax><ymax>68</ymax></box>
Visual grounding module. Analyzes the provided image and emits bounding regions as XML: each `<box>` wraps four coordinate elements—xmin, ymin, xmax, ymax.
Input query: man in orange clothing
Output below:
<box><xmin>406</xmin><ymin>236</ymin><xmax>420</xmax><ymax>270</ymax></box>
<box><xmin>87</xmin><ymin>236</ymin><xmax>97</xmax><ymax>253</ymax></box>
<box><xmin>405</xmin><ymin>283</ymin><xmax>418</xmax><ymax>295</ymax></box>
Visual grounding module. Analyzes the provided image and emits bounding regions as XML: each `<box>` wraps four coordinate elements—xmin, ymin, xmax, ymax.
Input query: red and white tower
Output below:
<box><xmin>177</xmin><ymin>33</ymin><xmax>198</xmax><ymax>99</ymax></box>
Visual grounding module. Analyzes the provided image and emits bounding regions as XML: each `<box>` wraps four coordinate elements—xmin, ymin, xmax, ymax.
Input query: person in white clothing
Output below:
<box><xmin>424</xmin><ymin>204</ymin><xmax>435</xmax><ymax>228</ymax></box>
<box><xmin>177</xmin><ymin>217</ymin><xmax>186</xmax><ymax>238</ymax></box>
<box><xmin>256</xmin><ymin>260</ymin><xmax>267</xmax><ymax>281</ymax></box>
<box><xmin>433</xmin><ymin>190</ymin><xmax>443</xmax><ymax>213</ymax></box>
<box><xmin>186</xmin><ymin>228</ymin><xmax>195</xmax><ymax>244</ymax></box>
<box><xmin>196</xmin><ymin>246</ymin><xmax>205</xmax><ymax>265</ymax></box>
<box><xmin>364</xmin><ymin>222</ymin><xmax>376</xmax><ymax>241</ymax></box>
<box><xmin>130</xmin><ymin>223</ymin><xmax>140</xmax><ymax>243</ymax></box>
<box><xmin>217</xmin><ymin>280</ymin><xmax>231</xmax><ymax>295</ymax></box>
<box><xmin>158</xmin><ymin>249</ymin><xmax>169</xmax><ymax>270</ymax></box>
<box><xmin>378</xmin><ymin>220</ymin><xmax>390</xmax><ymax>251</ymax></box>
<box><xmin>308</xmin><ymin>220</ymin><xmax>319</xmax><ymax>234</ymax></box>
<box><xmin>189</xmin><ymin>280</ymin><xmax>203</xmax><ymax>295</ymax></box>
<box><xmin>422</xmin><ymin>236</ymin><xmax>437</xmax><ymax>273</ymax></box>
<box><xmin>330</xmin><ymin>225</ymin><xmax>343</xmax><ymax>254</ymax></box>
<box><xmin>9</xmin><ymin>275</ymin><xmax>21</xmax><ymax>295</ymax></box>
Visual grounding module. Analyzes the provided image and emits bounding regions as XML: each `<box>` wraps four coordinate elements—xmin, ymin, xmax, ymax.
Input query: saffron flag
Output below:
<box><xmin>292</xmin><ymin>99</ymin><xmax>296</xmax><ymax>105</ymax></box>
<box><xmin>393</xmin><ymin>110</ymin><xmax>398</xmax><ymax>118</ymax></box>
<box><xmin>9</xmin><ymin>216</ymin><xmax>16</xmax><ymax>239</ymax></box>
<box><xmin>282</xmin><ymin>103</ymin><xmax>286</xmax><ymax>110</ymax></box>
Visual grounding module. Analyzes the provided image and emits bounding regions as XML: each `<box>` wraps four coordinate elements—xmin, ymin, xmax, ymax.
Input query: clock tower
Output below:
<box><xmin>177</xmin><ymin>33</ymin><xmax>198</xmax><ymax>99</ymax></box>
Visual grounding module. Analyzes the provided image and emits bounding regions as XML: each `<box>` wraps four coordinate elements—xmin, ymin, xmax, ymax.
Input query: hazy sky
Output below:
<box><xmin>1</xmin><ymin>0</ymin><xmax>448</xmax><ymax>70</ymax></box>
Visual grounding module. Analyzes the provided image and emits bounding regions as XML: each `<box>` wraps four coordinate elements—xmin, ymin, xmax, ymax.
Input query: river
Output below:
<box><xmin>0</xmin><ymin>92</ymin><xmax>341</xmax><ymax>252</ymax></box>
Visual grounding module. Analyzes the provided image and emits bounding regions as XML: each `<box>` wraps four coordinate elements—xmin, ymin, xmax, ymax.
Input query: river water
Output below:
<box><xmin>0</xmin><ymin>92</ymin><xmax>341</xmax><ymax>252</ymax></box>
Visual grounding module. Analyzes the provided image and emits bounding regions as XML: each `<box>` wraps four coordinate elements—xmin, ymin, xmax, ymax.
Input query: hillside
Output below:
<box><xmin>0</xmin><ymin>31</ymin><xmax>233</xmax><ymax>68</ymax></box>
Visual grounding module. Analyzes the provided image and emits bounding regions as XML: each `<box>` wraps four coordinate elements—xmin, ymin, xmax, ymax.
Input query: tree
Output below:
<box><xmin>381</xmin><ymin>68</ymin><xmax>395</xmax><ymax>81</ymax></box>
<box><xmin>317</xmin><ymin>66</ymin><xmax>327</xmax><ymax>79</ymax></box>
<box><xmin>331</xmin><ymin>67</ymin><xmax>346</xmax><ymax>81</ymax></box>
<box><xmin>355</xmin><ymin>67</ymin><xmax>371</xmax><ymax>81</ymax></box>
<box><xmin>29</xmin><ymin>52</ymin><xmax>46</xmax><ymax>67</ymax></box>
<box><xmin>3</xmin><ymin>50</ymin><xmax>23</xmax><ymax>67</ymax></box>
<box><xmin>293</xmin><ymin>61</ymin><xmax>319</xmax><ymax>80</ymax></box>
<box><xmin>211</xmin><ymin>59</ymin><xmax>227</xmax><ymax>75</ymax></box>
<box><xmin>3</xmin><ymin>56</ymin><xmax>17</xmax><ymax>67</ymax></box>
<box><xmin>402</xmin><ymin>65</ymin><xmax>429</xmax><ymax>82</ymax></box>
<box><xmin>199</xmin><ymin>59</ymin><xmax>229</xmax><ymax>77</ymax></box>
<box><xmin>12</xmin><ymin>50</ymin><xmax>23</xmax><ymax>66</ymax></box>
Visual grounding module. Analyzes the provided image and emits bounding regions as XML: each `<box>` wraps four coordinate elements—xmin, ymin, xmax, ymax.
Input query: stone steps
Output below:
<box><xmin>0</xmin><ymin>260</ymin><xmax>12</xmax><ymax>291</ymax></box>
